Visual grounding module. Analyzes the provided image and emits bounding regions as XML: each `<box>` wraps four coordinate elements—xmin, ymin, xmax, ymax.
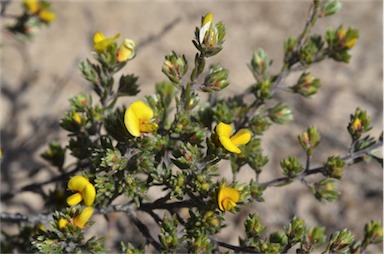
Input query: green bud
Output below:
<box><xmin>298</xmin><ymin>126</ymin><xmax>321</xmax><ymax>157</ymax></box>
<box><xmin>249</xmin><ymin>179</ymin><xmax>266</xmax><ymax>202</ymax></box>
<box><xmin>347</xmin><ymin>107</ymin><xmax>372</xmax><ymax>141</ymax></box>
<box><xmin>325</xmin><ymin>229</ymin><xmax>355</xmax><ymax>253</ymax></box>
<box><xmin>284</xmin><ymin>37</ymin><xmax>298</xmax><ymax>64</ymax></box>
<box><xmin>319</xmin><ymin>0</ymin><xmax>342</xmax><ymax>17</ymax></box>
<box><xmin>323</xmin><ymin>156</ymin><xmax>345</xmax><ymax>179</ymax></box>
<box><xmin>284</xmin><ymin>216</ymin><xmax>305</xmax><ymax>243</ymax></box>
<box><xmin>69</xmin><ymin>93</ymin><xmax>92</xmax><ymax>112</ymax></box>
<box><xmin>248</xmin><ymin>48</ymin><xmax>271</xmax><ymax>80</ymax></box>
<box><xmin>363</xmin><ymin>220</ymin><xmax>383</xmax><ymax>246</ymax></box>
<box><xmin>201</xmin><ymin>65</ymin><xmax>229</xmax><ymax>92</ymax></box>
<box><xmin>280</xmin><ymin>156</ymin><xmax>304</xmax><ymax>178</ymax></box>
<box><xmin>244</xmin><ymin>213</ymin><xmax>266</xmax><ymax>239</ymax></box>
<box><xmin>100</xmin><ymin>148</ymin><xmax>128</xmax><ymax>173</ymax></box>
<box><xmin>162</xmin><ymin>51</ymin><xmax>188</xmax><ymax>86</ymax></box>
<box><xmin>292</xmin><ymin>72</ymin><xmax>321</xmax><ymax>97</ymax></box>
<box><xmin>250</xmin><ymin>78</ymin><xmax>272</xmax><ymax>101</ymax></box>
<box><xmin>325</xmin><ymin>26</ymin><xmax>359</xmax><ymax>63</ymax></box>
<box><xmin>310</xmin><ymin>178</ymin><xmax>340</xmax><ymax>202</ymax></box>
<box><xmin>269</xmin><ymin>231</ymin><xmax>288</xmax><ymax>246</ymax></box>
<box><xmin>267</xmin><ymin>103</ymin><xmax>293</xmax><ymax>124</ymax></box>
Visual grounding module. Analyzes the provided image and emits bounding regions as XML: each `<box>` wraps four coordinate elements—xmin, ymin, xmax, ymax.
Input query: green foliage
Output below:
<box><xmin>2</xmin><ymin>1</ymin><xmax>382</xmax><ymax>253</ymax></box>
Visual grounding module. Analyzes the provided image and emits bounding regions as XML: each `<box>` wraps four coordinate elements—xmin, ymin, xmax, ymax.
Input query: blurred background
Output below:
<box><xmin>1</xmin><ymin>1</ymin><xmax>382</xmax><ymax>252</ymax></box>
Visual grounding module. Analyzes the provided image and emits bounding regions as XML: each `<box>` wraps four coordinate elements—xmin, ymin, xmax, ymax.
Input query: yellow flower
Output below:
<box><xmin>93</xmin><ymin>32</ymin><xmax>120</xmax><ymax>53</ymax></box>
<box><xmin>117</xmin><ymin>39</ymin><xmax>136</xmax><ymax>62</ymax></box>
<box><xmin>73</xmin><ymin>207</ymin><xmax>94</xmax><ymax>228</ymax></box>
<box><xmin>58</xmin><ymin>218</ymin><xmax>69</xmax><ymax>229</ymax></box>
<box><xmin>23</xmin><ymin>0</ymin><xmax>40</xmax><ymax>14</ymax></box>
<box><xmin>66</xmin><ymin>176</ymin><xmax>96</xmax><ymax>207</ymax></box>
<box><xmin>199</xmin><ymin>12</ymin><xmax>218</xmax><ymax>46</ymax></box>
<box><xmin>39</xmin><ymin>9</ymin><xmax>56</xmax><ymax>23</ymax></box>
<box><xmin>216</xmin><ymin>122</ymin><xmax>251</xmax><ymax>154</ymax></box>
<box><xmin>218</xmin><ymin>183</ymin><xmax>240</xmax><ymax>212</ymax></box>
<box><xmin>124</xmin><ymin>100</ymin><xmax>158</xmax><ymax>137</ymax></box>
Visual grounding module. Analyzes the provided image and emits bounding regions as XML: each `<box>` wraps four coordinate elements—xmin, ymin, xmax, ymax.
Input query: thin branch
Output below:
<box><xmin>260</xmin><ymin>140</ymin><xmax>382</xmax><ymax>188</ymax></box>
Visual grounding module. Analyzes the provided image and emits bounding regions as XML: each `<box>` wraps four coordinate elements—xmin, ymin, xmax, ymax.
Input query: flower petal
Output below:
<box><xmin>73</xmin><ymin>207</ymin><xmax>94</xmax><ymax>228</ymax></box>
<box><xmin>218</xmin><ymin>184</ymin><xmax>240</xmax><ymax>211</ymax></box>
<box><xmin>58</xmin><ymin>218</ymin><xmax>69</xmax><ymax>229</ymax></box>
<box><xmin>131</xmin><ymin>100</ymin><xmax>154</xmax><ymax>121</ymax></box>
<box><xmin>93</xmin><ymin>33</ymin><xmax>120</xmax><ymax>53</ymax></box>
<box><xmin>68</xmin><ymin>176</ymin><xmax>89</xmax><ymax>192</ymax></box>
<box><xmin>216</xmin><ymin>122</ymin><xmax>232</xmax><ymax>138</ymax></box>
<box><xmin>219</xmin><ymin>136</ymin><xmax>241</xmax><ymax>154</ymax></box>
<box><xmin>230</xmin><ymin>129</ymin><xmax>251</xmax><ymax>146</ymax></box>
<box><xmin>66</xmin><ymin>193</ymin><xmax>83</xmax><ymax>206</ymax></box>
<box><xmin>117</xmin><ymin>39</ymin><xmax>136</xmax><ymax>62</ymax></box>
<box><xmin>83</xmin><ymin>183</ymin><xmax>96</xmax><ymax>207</ymax></box>
<box><xmin>124</xmin><ymin>104</ymin><xmax>140</xmax><ymax>137</ymax></box>
<box><xmin>140</xmin><ymin>122</ymin><xmax>158</xmax><ymax>133</ymax></box>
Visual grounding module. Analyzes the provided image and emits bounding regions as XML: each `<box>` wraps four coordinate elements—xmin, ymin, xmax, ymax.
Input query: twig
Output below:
<box><xmin>260</xmin><ymin>140</ymin><xmax>382</xmax><ymax>188</ymax></box>
<box><xmin>209</xmin><ymin>237</ymin><xmax>261</xmax><ymax>253</ymax></box>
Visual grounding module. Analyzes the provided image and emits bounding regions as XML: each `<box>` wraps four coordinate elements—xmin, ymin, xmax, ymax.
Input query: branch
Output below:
<box><xmin>209</xmin><ymin>237</ymin><xmax>261</xmax><ymax>254</ymax></box>
<box><xmin>260</xmin><ymin>140</ymin><xmax>382</xmax><ymax>188</ymax></box>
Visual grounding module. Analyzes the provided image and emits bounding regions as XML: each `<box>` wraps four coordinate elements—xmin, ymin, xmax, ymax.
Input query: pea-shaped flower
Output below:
<box><xmin>38</xmin><ymin>9</ymin><xmax>56</xmax><ymax>23</ymax></box>
<box><xmin>58</xmin><ymin>207</ymin><xmax>94</xmax><ymax>229</ymax></box>
<box><xmin>199</xmin><ymin>12</ymin><xmax>218</xmax><ymax>47</ymax></box>
<box><xmin>124</xmin><ymin>100</ymin><xmax>158</xmax><ymax>137</ymax></box>
<box><xmin>218</xmin><ymin>183</ymin><xmax>240</xmax><ymax>212</ymax></box>
<box><xmin>73</xmin><ymin>207</ymin><xmax>94</xmax><ymax>228</ymax></box>
<box><xmin>93</xmin><ymin>32</ymin><xmax>120</xmax><ymax>53</ymax></box>
<box><xmin>117</xmin><ymin>39</ymin><xmax>136</xmax><ymax>62</ymax></box>
<box><xmin>66</xmin><ymin>176</ymin><xmax>96</xmax><ymax>207</ymax></box>
<box><xmin>216</xmin><ymin>122</ymin><xmax>251</xmax><ymax>154</ymax></box>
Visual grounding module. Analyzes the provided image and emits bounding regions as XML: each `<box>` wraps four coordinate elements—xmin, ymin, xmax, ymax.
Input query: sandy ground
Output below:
<box><xmin>1</xmin><ymin>1</ymin><xmax>383</xmax><ymax>252</ymax></box>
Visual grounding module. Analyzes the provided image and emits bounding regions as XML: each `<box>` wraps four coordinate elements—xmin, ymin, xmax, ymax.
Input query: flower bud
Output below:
<box><xmin>280</xmin><ymin>156</ymin><xmax>304</xmax><ymax>178</ymax></box>
<box><xmin>292</xmin><ymin>72</ymin><xmax>321</xmax><ymax>97</ymax></box>
<box><xmin>23</xmin><ymin>0</ymin><xmax>40</xmax><ymax>14</ymax></box>
<box><xmin>267</xmin><ymin>103</ymin><xmax>293</xmax><ymax>124</ymax></box>
<box><xmin>39</xmin><ymin>9</ymin><xmax>56</xmax><ymax>23</ymax></box>
<box><xmin>311</xmin><ymin>178</ymin><xmax>340</xmax><ymax>202</ymax></box>
<box><xmin>248</xmin><ymin>48</ymin><xmax>271</xmax><ymax>79</ymax></box>
<box><xmin>347</xmin><ymin>108</ymin><xmax>372</xmax><ymax>141</ymax></box>
<box><xmin>298</xmin><ymin>127</ymin><xmax>321</xmax><ymax>156</ymax></box>
<box><xmin>117</xmin><ymin>39</ymin><xmax>136</xmax><ymax>62</ymax></box>
<box><xmin>201</xmin><ymin>65</ymin><xmax>229</xmax><ymax>92</ymax></box>
<box><xmin>325</xmin><ymin>229</ymin><xmax>355</xmax><ymax>253</ymax></box>
<box><xmin>162</xmin><ymin>52</ymin><xmax>188</xmax><ymax>85</ymax></box>
<box><xmin>364</xmin><ymin>221</ymin><xmax>383</xmax><ymax>245</ymax></box>
<box><xmin>319</xmin><ymin>0</ymin><xmax>342</xmax><ymax>17</ymax></box>
<box><xmin>244</xmin><ymin>213</ymin><xmax>266</xmax><ymax>238</ymax></box>
<box><xmin>323</xmin><ymin>156</ymin><xmax>345</xmax><ymax>179</ymax></box>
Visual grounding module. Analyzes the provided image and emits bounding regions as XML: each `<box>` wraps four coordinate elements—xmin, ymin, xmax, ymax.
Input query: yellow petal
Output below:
<box><xmin>345</xmin><ymin>38</ymin><xmax>357</xmax><ymax>49</ymax></box>
<box><xmin>93</xmin><ymin>32</ymin><xmax>105</xmax><ymax>44</ymax></box>
<box><xmin>125</xmin><ymin>100</ymin><xmax>155</xmax><ymax>137</ymax></box>
<box><xmin>58</xmin><ymin>218</ymin><xmax>69</xmax><ymax>229</ymax></box>
<box><xmin>124</xmin><ymin>104</ymin><xmax>140</xmax><ymax>137</ymax></box>
<box><xmin>83</xmin><ymin>183</ymin><xmax>96</xmax><ymax>207</ymax></box>
<box><xmin>131</xmin><ymin>100</ymin><xmax>154</xmax><ymax>121</ymax></box>
<box><xmin>73</xmin><ymin>207</ymin><xmax>94</xmax><ymax>228</ymax></box>
<box><xmin>219</xmin><ymin>136</ymin><xmax>241</xmax><ymax>154</ymax></box>
<box><xmin>39</xmin><ymin>9</ymin><xmax>56</xmax><ymax>23</ymax></box>
<box><xmin>117</xmin><ymin>39</ymin><xmax>136</xmax><ymax>62</ymax></box>
<box><xmin>230</xmin><ymin>129</ymin><xmax>251</xmax><ymax>146</ymax></box>
<box><xmin>68</xmin><ymin>176</ymin><xmax>89</xmax><ymax>192</ymax></box>
<box><xmin>222</xmin><ymin>199</ymin><xmax>237</xmax><ymax>211</ymax></box>
<box><xmin>93</xmin><ymin>33</ymin><xmax>120</xmax><ymax>53</ymax></box>
<box><xmin>202</xmin><ymin>12</ymin><xmax>213</xmax><ymax>26</ymax></box>
<box><xmin>23</xmin><ymin>0</ymin><xmax>40</xmax><ymax>14</ymax></box>
<box><xmin>218</xmin><ymin>184</ymin><xmax>240</xmax><ymax>211</ymax></box>
<box><xmin>140</xmin><ymin>122</ymin><xmax>158</xmax><ymax>133</ymax></box>
<box><xmin>66</xmin><ymin>193</ymin><xmax>83</xmax><ymax>206</ymax></box>
<box><xmin>216</xmin><ymin>122</ymin><xmax>232</xmax><ymax>138</ymax></box>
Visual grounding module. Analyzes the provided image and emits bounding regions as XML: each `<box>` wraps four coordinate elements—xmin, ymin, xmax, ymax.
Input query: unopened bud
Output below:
<box><xmin>292</xmin><ymin>72</ymin><xmax>321</xmax><ymax>97</ymax></box>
